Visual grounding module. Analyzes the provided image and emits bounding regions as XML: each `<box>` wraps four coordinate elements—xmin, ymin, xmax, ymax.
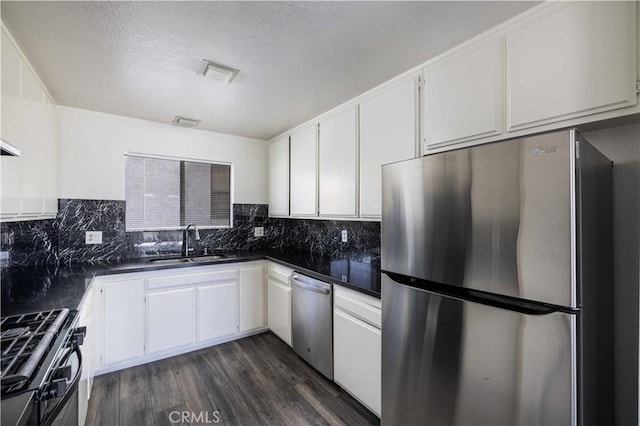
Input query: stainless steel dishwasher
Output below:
<box><xmin>291</xmin><ymin>272</ymin><xmax>333</xmax><ymax>380</ymax></box>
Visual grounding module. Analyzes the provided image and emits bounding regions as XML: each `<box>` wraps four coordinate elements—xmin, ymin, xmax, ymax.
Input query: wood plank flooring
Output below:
<box><xmin>86</xmin><ymin>331</ymin><xmax>379</xmax><ymax>426</ymax></box>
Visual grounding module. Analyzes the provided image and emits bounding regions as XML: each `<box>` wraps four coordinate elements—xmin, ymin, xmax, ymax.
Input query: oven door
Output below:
<box><xmin>39</xmin><ymin>344</ymin><xmax>82</xmax><ymax>426</ymax></box>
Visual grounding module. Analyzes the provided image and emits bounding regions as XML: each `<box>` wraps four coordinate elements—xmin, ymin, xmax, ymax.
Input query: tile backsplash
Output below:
<box><xmin>0</xmin><ymin>199</ymin><xmax>380</xmax><ymax>267</ymax></box>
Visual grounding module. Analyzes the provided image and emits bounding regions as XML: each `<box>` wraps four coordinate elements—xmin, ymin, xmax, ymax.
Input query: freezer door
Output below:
<box><xmin>381</xmin><ymin>274</ymin><xmax>576</xmax><ymax>426</ymax></box>
<box><xmin>382</xmin><ymin>130</ymin><xmax>576</xmax><ymax>307</ymax></box>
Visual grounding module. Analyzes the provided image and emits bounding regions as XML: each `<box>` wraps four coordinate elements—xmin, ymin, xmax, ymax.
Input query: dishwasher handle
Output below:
<box><xmin>291</xmin><ymin>275</ymin><xmax>331</xmax><ymax>295</ymax></box>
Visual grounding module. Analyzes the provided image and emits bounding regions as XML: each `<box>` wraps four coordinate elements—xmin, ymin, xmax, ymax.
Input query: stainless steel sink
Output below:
<box><xmin>149</xmin><ymin>254</ymin><xmax>226</xmax><ymax>265</ymax></box>
<box><xmin>189</xmin><ymin>255</ymin><xmax>226</xmax><ymax>263</ymax></box>
<box><xmin>149</xmin><ymin>257</ymin><xmax>193</xmax><ymax>265</ymax></box>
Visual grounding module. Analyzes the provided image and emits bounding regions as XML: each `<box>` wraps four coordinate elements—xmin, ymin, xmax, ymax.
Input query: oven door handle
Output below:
<box><xmin>40</xmin><ymin>344</ymin><xmax>83</xmax><ymax>426</ymax></box>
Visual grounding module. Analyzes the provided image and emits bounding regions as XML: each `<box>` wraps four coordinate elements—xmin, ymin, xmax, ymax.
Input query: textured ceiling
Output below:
<box><xmin>2</xmin><ymin>1</ymin><xmax>539</xmax><ymax>140</ymax></box>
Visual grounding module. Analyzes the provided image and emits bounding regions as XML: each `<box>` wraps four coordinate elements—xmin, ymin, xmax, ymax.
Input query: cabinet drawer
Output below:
<box><xmin>146</xmin><ymin>269</ymin><xmax>237</xmax><ymax>290</ymax></box>
<box><xmin>334</xmin><ymin>286</ymin><xmax>381</xmax><ymax>329</ymax></box>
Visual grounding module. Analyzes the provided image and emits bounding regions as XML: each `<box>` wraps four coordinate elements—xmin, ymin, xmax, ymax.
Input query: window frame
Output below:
<box><xmin>124</xmin><ymin>152</ymin><xmax>234</xmax><ymax>231</ymax></box>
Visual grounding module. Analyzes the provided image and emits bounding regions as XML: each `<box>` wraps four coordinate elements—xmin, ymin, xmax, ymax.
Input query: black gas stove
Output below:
<box><xmin>1</xmin><ymin>309</ymin><xmax>84</xmax><ymax>426</ymax></box>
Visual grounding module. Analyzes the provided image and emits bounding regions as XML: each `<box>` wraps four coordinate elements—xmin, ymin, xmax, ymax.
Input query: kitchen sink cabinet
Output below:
<box><xmin>269</xmin><ymin>135</ymin><xmax>290</xmax><ymax>217</ymax></box>
<box><xmin>318</xmin><ymin>106</ymin><xmax>358</xmax><ymax>217</ymax></box>
<box><xmin>359</xmin><ymin>76</ymin><xmax>418</xmax><ymax>218</ymax></box>
<box><xmin>198</xmin><ymin>282</ymin><xmax>239</xmax><ymax>341</ymax></box>
<box><xmin>95</xmin><ymin>261</ymin><xmax>267</xmax><ymax>374</ymax></box>
<box><xmin>506</xmin><ymin>1</ymin><xmax>637</xmax><ymax>132</ymax></box>
<box><xmin>289</xmin><ymin>124</ymin><xmax>318</xmax><ymax>217</ymax></box>
<box><xmin>333</xmin><ymin>286</ymin><xmax>381</xmax><ymax>417</ymax></box>
<box><xmin>102</xmin><ymin>278</ymin><xmax>146</xmax><ymax>366</ymax></box>
<box><xmin>267</xmin><ymin>261</ymin><xmax>294</xmax><ymax>346</ymax></box>
<box><xmin>423</xmin><ymin>38</ymin><xmax>504</xmax><ymax>150</ymax></box>
<box><xmin>147</xmin><ymin>287</ymin><xmax>197</xmax><ymax>353</ymax></box>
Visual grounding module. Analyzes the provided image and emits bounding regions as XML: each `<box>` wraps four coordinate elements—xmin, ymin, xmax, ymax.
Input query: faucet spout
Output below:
<box><xmin>182</xmin><ymin>224</ymin><xmax>200</xmax><ymax>257</ymax></box>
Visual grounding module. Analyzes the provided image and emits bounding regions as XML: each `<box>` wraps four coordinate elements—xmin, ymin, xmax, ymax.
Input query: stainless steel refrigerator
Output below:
<box><xmin>381</xmin><ymin>129</ymin><xmax>613</xmax><ymax>426</ymax></box>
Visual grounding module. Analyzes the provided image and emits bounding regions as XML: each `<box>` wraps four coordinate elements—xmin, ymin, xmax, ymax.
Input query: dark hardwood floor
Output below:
<box><xmin>86</xmin><ymin>331</ymin><xmax>380</xmax><ymax>426</ymax></box>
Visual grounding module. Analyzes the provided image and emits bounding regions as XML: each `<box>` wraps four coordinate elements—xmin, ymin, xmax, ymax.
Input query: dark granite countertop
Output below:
<box><xmin>1</xmin><ymin>249</ymin><xmax>381</xmax><ymax>316</ymax></box>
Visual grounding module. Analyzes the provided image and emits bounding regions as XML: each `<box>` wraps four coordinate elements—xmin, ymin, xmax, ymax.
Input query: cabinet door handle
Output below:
<box><xmin>335</xmin><ymin>306</ymin><xmax>380</xmax><ymax>330</ymax></box>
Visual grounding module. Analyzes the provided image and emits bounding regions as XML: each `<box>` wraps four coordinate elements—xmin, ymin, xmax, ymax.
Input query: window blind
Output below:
<box><xmin>125</xmin><ymin>155</ymin><xmax>232</xmax><ymax>230</ymax></box>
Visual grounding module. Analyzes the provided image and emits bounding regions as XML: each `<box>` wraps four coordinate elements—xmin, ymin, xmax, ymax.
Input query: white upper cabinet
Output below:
<box><xmin>359</xmin><ymin>77</ymin><xmax>418</xmax><ymax>218</ymax></box>
<box><xmin>506</xmin><ymin>1</ymin><xmax>637</xmax><ymax>131</ymax></box>
<box><xmin>42</xmin><ymin>95</ymin><xmax>58</xmax><ymax>215</ymax></box>
<box><xmin>20</xmin><ymin>66</ymin><xmax>45</xmax><ymax>216</ymax></box>
<box><xmin>289</xmin><ymin>124</ymin><xmax>317</xmax><ymax>217</ymax></box>
<box><xmin>268</xmin><ymin>135</ymin><xmax>289</xmax><ymax>217</ymax></box>
<box><xmin>318</xmin><ymin>106</ymin><xmax>358</xmax><ymax>217</ymax></box>
<box><xmin>1</xmin><ymin>29</ymin><xmax>22</xmax><ymax>217</ymax></box>
<box><xmin>1</xmin><ymin>29</ymin><xmax>21</xmax><ymax>149</ymax></box>
<box><xmin>1</xmin><ymin>26</ymin><xmax>59</xmax><ymax>220</ymax></box>
<box><xmin>424</xmin><ymin>38</ymin><xmax>504</xmax><ymax>149</ymax></box>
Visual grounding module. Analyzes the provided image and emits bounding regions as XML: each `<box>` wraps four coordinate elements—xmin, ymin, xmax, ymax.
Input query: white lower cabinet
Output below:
<box><xmin>266</xmin><ymin>261</ymin><xmax>294</xmax><ymax>346</ymax></box>
<box><xmin>94</xmin><ymin>261</ymin><xmax>267</xmax><ymax>375</ymax></box>
<box><xmin>333</xmin><ymin>286</ymin><xmax>381</xmax><ymax>417</ymax></box>
<box><xmin>267</xmin><ymin>278</ymin><xmax>292</xmax><ymax>346</ymax></box>
<box><xmin>77</xmin><ymin>284</ymin><xmax>98</xmax><ymax>426</ymax></box>
<box><xmin>147</xmin><ymin>288</ymin><xmax>197</xmax><ymax>353</ymax></box>
<box><xmin>102</xmin><ymin>278</ymin><xmax>146</xmax><ymax>365</ymax></box>
<box><xmin>198</xmin><ymin>282</ymin><xmax>239</xmax><ymax>341</ymax></box>
<box><xmin>239</xmin><ymin>265</ymin><xmax>266</xmax><ymax>332</ymax></box>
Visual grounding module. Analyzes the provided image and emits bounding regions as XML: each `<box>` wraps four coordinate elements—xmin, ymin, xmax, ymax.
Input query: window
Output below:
<box><xmin>125</xmin><ymin>154</ymin><xmax>232</xmax><ymax>230</ymax></box>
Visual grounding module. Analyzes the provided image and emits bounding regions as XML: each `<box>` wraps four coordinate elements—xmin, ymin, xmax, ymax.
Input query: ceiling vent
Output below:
<box><xmin>172</xmin><ymin>116</ymin><xmax>201</xmax><ymax>128</ymax></box>
<box><xmin>196</xmin><ymin>59</ymin><xmax>238</xmax><ymax>84</ymax></box>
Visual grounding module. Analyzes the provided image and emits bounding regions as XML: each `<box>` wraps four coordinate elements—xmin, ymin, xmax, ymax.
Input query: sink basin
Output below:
<box><xmin>148</xmin><ymin>254</ymin><xmax>226</xmax><ymax>265</ymax></box>
<box><xmin>189</xmin><ymin>255</ymin><xmax>226</xmax><ymax>263</ymax></box>
<box><xmin>149</xmin><ymin>257</ymin><xmax>192</xmax><ymax>265</ymax></box>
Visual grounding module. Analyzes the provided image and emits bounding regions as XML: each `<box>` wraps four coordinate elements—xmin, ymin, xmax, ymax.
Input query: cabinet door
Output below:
<box><xmin>1</xmin><ymin>30</ymin><xmax>22</xmax><ymax>217</ymax></box>
<box><xmin>267</xmin><ymin>278</ymin><xmax>292</xmax><ymax>346</ymax></box>
<box><xmin>290</xmin><ymin>124</ymin><xmax>317</xmax><ymax>217</ymax></box>
<box><xmin>19</xmin><ymin>65</ymin><xmax>45</xmax><ymax>216</ymax></box>
<box><xmin>506</xmin><ymin>1</ymin><xmax>637</xmax><ymax>131</ymax></box>
<box><xmin>1</xmin><ymin>29</ymin><xmax>21</xmax><ymax>148</ymax></box>
<box><xmin>147</xmin><ymin>288</ymin><xmax>197</xmax><ymax>353</ymax></box>
<box><xmin>77</xmin><ymin>288</ymin><xmax>94</xmax><ymax>426</ymax></box>
<box><xmin>269</xmin><ymin>136</ymin><xmax>289</xmax><ymax>217</ymax></box>
<box><xmin>360</xmin><ymin>77</ymin><xmax>417</xmax><ymax>217</ymax></box>
<box><xmin>239</xmin><ymin>265</ymin><xmax>266</xmax><ymax>332</ymax></box>
<box><xmin>424</xmin><ymin>38</ymin><xmax>504</xmax><ymax>149</ymax></box>
<box><xmin>318</xmin><ymin>106</ymin><xmax>358</xmax><ymax>217</ymax></box>
<box><xmin>103</xmin><ymin>279</ymin><xmax>145</xmax><ymax>365</ymax></box>
<box><xmin>42</xmin><ymin>95</ymin><xmax>58</xmax><ymax>215</ymax></box>
<box><xmin>198</xmin><ymin>282</ymin><xmax>239</xmax><ymax>341</ymax></box>
<box><xmin>334</xmin><ymin>309</ymin><xmax>381</xmax><ymax>417</ymax></box>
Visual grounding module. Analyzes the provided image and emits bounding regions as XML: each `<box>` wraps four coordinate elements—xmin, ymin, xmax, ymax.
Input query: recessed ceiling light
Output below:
<box><xmin>196</xmin><ymin>59</ymin><xmax>238</xmax><ymax>84</ymax></box>
<box><xmin>172</xmin><ymin>116</ymin><xmax>201</xmax><ymax>128</ymax></box>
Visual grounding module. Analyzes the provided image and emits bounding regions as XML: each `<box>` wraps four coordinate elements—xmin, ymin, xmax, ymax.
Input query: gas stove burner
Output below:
<box><xmin>1</xmin><ymin>309</ymin><xmax>70</xmax><ymax>395</ymax></box>
<box><xmin>1</xmin><ymin>327</ymin><xmax>31</xmax><ymax>340</ymax></box>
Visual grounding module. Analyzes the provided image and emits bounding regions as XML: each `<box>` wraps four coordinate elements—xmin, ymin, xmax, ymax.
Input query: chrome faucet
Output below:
<box><xmin>182</xmin><ymin>224</ymin><xmax>200</xmax><ymax>257</ymax></box>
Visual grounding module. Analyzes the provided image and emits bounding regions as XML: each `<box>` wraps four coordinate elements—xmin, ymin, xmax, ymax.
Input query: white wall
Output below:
<box><xmin>57</xmin><ymin>106</ymin><xmax>268</xmax><ymax>203</ymax></box>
